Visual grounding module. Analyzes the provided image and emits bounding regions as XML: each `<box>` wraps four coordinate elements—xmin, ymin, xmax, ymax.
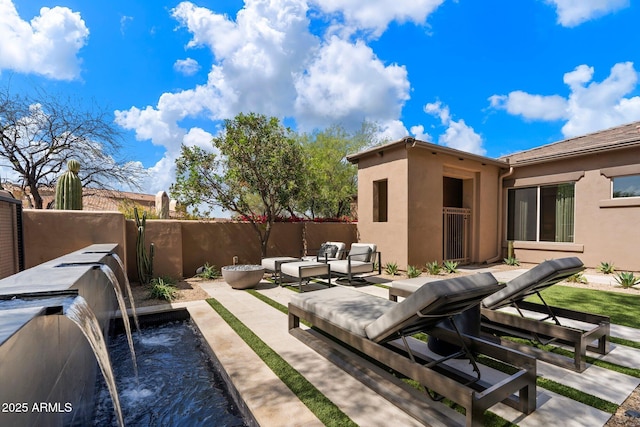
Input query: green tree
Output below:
<box><xmin>0</xmin><ymin>86</ymin><xmax>144</xmax><ymax>209</ymax></box>
<box><xmin>297</xmin><ymin>122</ymin><xmax>378</xmax><ymax>219</ymax></box>
<box><xmin>171</xmin><ymin>112</ymin><xmax>305</xmax><ymax>257</ymax></box>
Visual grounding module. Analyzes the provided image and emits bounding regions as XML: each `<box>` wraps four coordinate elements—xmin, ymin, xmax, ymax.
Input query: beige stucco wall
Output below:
<box><xmin>355</xmin><ymin>146</ymin><xmax>409</xmax><ymax>268</ymax></box>
<box><xmin>355</xmin><ymin>143</ymin><xmax>502</xmax><ymax>270</ymax></box>
<box><xmin>22</xmin><ymin>210</ymin><xmax>358</xmax><ymax>281</ymax></box>
<box><xmin>22</xmin><ymin>210</ymin><xmax>126</xmax><ymax>269</ymax></box>
<box><xmin>504</xmin><ymin>147</ymin><xmax>640</xmax><ymax>271</ymax></box>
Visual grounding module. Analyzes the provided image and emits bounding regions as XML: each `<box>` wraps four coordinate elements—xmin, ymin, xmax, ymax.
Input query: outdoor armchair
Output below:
<box><xmin>327</xmin><ymin>243</ymin><xmax>381</xmax><ymax>284</ymax></box>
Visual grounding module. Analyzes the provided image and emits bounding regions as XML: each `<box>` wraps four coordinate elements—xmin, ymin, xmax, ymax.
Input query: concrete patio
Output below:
<box><xmin>160</xmin><ymin>267</ymin><xmax>640</xmax><ymax>427</ymax></box>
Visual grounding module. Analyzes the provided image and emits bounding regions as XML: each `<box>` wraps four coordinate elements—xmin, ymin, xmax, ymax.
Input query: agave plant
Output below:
<box><xmin>425</xmin><ymin>261</ymin><xmax>442</xmax><ymax>275</ymax></box>
<box><xmin>443</xmin><ymin>260</ymin><xmax>459</xmax><ymax>274</ymax></box>
<box><xmin>615</xmin><ymin>272</ymin><xmax>640</xmax><ymax>289</ymax></box>
<box><xmin>566</xmin><ymin>272</ymin><xmax>588</xmax><ymax>284</ymax></box>
<box><xmin>407</xmin><ymin>265</ymin><xmax>422</xmax><ymax>278</ymax></box>
<box><xmin>597</xmin><ymin>261</ymin><xmax>615</xmax><ymax>275</ymax></box>
<box><xmin>384</xmin><ymin>262</ymin><xmax>399</xmax><ymax>276</ymax></box>
<box><xmin>503</xmin><ymin>257</ymin><xmax>520</xmax><ymax>266</ymax></box>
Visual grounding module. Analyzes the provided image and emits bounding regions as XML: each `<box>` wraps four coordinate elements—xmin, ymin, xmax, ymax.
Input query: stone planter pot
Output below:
<box><xmin>221</xmin><ymin>265</ymin><xmax>265</xmax><ymax>289</ymax></box>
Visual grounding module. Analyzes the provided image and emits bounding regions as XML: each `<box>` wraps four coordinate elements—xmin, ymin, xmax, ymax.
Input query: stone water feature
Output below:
<box><xmin>0</xmin><ymin>244</ymin><xmax>124</xmax><ymax>426</ymax></box>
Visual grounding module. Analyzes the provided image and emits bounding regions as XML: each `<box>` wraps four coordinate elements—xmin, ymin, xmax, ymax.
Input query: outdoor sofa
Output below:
<box><xmin>389</xmin><ymin>257</ymin><xmax>611</xmax><ymax>372</ymax></box>
<box><xmin>327</xmin><ymin>243</ymin><xmax>381</xmax><ymax>284</ymax></box>
<box><xmin>289</xmin><ymin>273</ymin><xmax>537</xmax><ymax>427</ymax></box>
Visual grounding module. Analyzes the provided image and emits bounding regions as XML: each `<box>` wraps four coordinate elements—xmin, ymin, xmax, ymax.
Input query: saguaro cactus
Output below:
<box><xmin>134</xmin><ymin>207</ymin><xmax>155</xmax><ymax>284</ymax></box>
<box><xmin>55</xmin><ymin>159</ymin><xmax>83</xmax><ymax>210</ymax></box>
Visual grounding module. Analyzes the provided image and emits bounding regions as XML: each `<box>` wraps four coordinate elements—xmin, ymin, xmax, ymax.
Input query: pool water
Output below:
<box><xmin>92</xmin><ymin>320</ymin><xmax>247</xmax><ymax>426</ymax></box>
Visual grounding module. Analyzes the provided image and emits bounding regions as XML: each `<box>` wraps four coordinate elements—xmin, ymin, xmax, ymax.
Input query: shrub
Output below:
<box><xmin>384</xmin><ymin>262</ymin><xmax>399</xmax><ymax>276</ymax></box>
<box><xmin>407</xmin><ymin>265</ymin><xmax>422</xmax><ymax>278</ymax></box>
<box><xmin>197</xmin><ymin>263</ymin><xmax>220</xmax><ymax>279</ymax></box>
<box><xmin>597</xmin><ymin>261</ymin><xmax>615</xmax><ymax>275</ymax></box>
<box><xmin>149</xmin><ymin>277</ymin><xmax>178</xmax><ymax>301</ymax></box>
<box><xmin>442</xmin><ymin>260</ymin><xmax>458</xmax><ymax>274</ymax></box>
<box><xmin>425</xmin><ymin>261</ymin><xmax>442</xmax><ymax>275</ymax></box>
<box><xmin>614</xmin><ymin>272</ymin><xmax>640</xmax><ymax>289</ymax></box>
<box><xmin>566</xmin><ymin>272</ymin><xmax>588</xmax><ymax>284</ymax></box>
<box><xmin>503</xmin><ymin>257</ymin><xmax>520</xmax><ymax>266</ymax></box>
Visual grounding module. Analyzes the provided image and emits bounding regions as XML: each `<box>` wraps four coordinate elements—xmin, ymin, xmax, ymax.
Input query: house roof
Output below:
<box><xmin>501</xmin><ymin>121</ymin><xmax>640</xmax><ymax>166</ymax></box>
<box><xmin>347</xmin><ymin>137</ymin><xmax>508</xmax><ymax>167</ymax></box>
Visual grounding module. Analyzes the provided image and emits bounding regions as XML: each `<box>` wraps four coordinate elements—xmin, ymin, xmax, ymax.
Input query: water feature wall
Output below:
<box><xmin>0</xmin><ymin>244</ymin><xmax>121</xmax><ymax>426</ymax></box>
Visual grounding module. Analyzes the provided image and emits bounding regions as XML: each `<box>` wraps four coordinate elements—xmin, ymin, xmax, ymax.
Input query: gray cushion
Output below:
<box><xmin>289</xmin><ymin>287</ymin><xmax>395</xmax><ymax>337</ymax></box>
<box><xmin>366</xmin><ymin>273</ymin><xmax>502</xmax><ymax>342</ymax></box>
<box><xmin>261</xmin><ymin>257</ymin><xmax>299</xmax><ymax>271</ymax></box>
<box><xmin>349</xmin><ymin>244</ymin><xmax>374</xmax><ymax>262</ymax></box>
<box><xmin>390</xmin><ymin>277</ymin><xmax>441</xmax><ymax>294</ymax></box>
<box><xmin>280</xmin><ymin>261</ymin><xmax>329</xmax><ymax>279</ymax></box>
<box><xmin>328</xmin><ymin>260</ymin><xmax>375</xmax><ymax>274</ymax></box>
<box><xmin>482</xmin><ymin>257</ymin><xmax>584</xmax><ymax>310</ymax></box>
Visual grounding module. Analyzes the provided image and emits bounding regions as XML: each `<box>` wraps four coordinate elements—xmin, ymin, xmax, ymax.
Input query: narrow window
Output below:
<box><xmin>613</xmin><ymin>175</ymin><xmax>640</xmax><ymax>198</ymax></box>
<box><xmin>507</xmin><ymin>187</ymin><xmax>537</xmax><ymax>241</ymax></box>
<box><xmin>373</xmin><ymin>179</ymin><xmax>388</xmax><ymax>222</ymax></box>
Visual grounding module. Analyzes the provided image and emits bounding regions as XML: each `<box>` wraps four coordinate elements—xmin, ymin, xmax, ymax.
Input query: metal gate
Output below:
<box><xmin>443</xmin><ymin>207</ymin><xmax>471</xmax><ymax>264</ymax></box>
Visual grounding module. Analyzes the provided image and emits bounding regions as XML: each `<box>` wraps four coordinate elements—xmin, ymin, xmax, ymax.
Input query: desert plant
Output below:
<box><xmin>149</xmin><ymin>277</ymin><xmax>178</xmax><ymax>301</ymax></box>
<box><xmin>597</xmin><ymin>261</ymin><xmax>615</xmax><ymax>275</ymax></box>
<box><xmin>425</xmin><ymin>261</ymin><xmax>442</xmax><ymax>275</ymax></box>
<box><xmin>615</xmin><ymin>272</ymin><xmax>640</xmax><ymax>289</ymax></box>
<box><xmin>407</xmin><ymin>265</ymin><xmax>422</xmax><ymax>279</ymax></box>
<box><xmin>384</xmin><ymin>262</ymin><xmax>399</xmax><ymax>276</ymax></box>
<box><xmin>566</xmin><ymin>272</ymin><xmax>588</xmax><ymax>284</ymax></box>
<box><xmin>443</xmin><ymin>260</ymin><xmax>458</xmax><ymax>274</ymax></box>
<box><xmin>197</xmin><ymin>263</ymin><xmax>220</xmax><ymax>279</ymax></box>
<box><xmin>55</xmin><ymin>159</ymin><xmax>83</xmax><ymax>210</ymax></box>
<box><xmin>503</xmin><ymin>257</ymin><xmax>520</xmax><ymax>266</ymax></box>
<box><xmin>134</xmin><ymin>207</ymin><xmax>155</xmax><ymax>284</ymax></box>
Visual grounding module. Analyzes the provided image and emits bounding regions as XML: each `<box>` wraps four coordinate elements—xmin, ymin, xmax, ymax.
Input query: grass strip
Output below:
<box><xmin>245</xmin><ymin>290</ymin><xmax>513</xmax><ymax>427</ymax></box>
<box><xmin>537</xmin><ymin>286</ymin><xmax>640</xmax><ymax>328</ymax></box>
<box><xmin>206</xmin><ymin>298</ymin><xmax>357</xmax><ymax>427</ymax></box>
<box><xmin>610</xmin><ymin>336</ymin><xmax>640</xmax><ymax>349</ymax></box>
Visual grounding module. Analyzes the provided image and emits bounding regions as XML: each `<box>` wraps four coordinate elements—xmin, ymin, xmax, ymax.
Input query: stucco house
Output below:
<box><xmin>348</xmin><ymin>121</ymin><xmax>640</xmax><ymax>271</ymax></box>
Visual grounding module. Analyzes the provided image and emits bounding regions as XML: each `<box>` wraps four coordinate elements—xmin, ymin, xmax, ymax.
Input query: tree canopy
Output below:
<box><xmin>296</xmin><ymin>122</ymin><xmax>379</xmax><ymax>219</ymax></box>
<box><xmin>0</xmin><ymin>86</ymin><xmax>144</xmax><ymax>208</ymax></box>
<box><xmin>171</xmin><ymin>112</ymin><xmax>305</xmax><ymax>256</ymax></box>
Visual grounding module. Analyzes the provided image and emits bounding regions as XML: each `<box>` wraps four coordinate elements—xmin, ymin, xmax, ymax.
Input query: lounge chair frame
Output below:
<box><xmin>289</xmin><ymin>305</ymin><xmax>536</xmax><ymax>427</ymax></box>
<box><xmin>480</xmin><ymin>297</ymin><xmax>610</xmax><ymax>372</ymax></box>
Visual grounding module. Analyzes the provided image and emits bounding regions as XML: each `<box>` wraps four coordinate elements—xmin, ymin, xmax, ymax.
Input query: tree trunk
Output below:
<box><xmin>30</xmin><ymin>184</ymin><xmax>43</xmax><ymax>209</ymax></box>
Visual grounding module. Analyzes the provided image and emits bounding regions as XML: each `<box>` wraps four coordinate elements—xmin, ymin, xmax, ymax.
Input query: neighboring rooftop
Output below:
<box><xmin>501</xmin><ymin>121</ymin><xmax>640</xmax><ymax>165</ymax></box>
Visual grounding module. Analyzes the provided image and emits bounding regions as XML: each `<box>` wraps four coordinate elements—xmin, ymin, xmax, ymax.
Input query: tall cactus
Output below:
<box><xmin>134</xmin><ymin>207</ymin><xmax>155</xmax><ymax>284</ymax></box>
<box><xmin>55</xmin><ymin>159</ymin><xmax>83</xmax><ymax>210</ymax></box>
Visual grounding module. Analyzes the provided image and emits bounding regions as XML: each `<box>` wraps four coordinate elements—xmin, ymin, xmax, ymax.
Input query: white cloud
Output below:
<box><xmin>174</xmin><ymin>57</ymin><xmax>201</xmax><ymax>76</ymax></box>
<box><xmin>545</xmin><ymin>0</ymin><xmax>629</xmax><ymax>27</ymax></box>
<box><xmin>424</xmin><ymin>101</ymin><xmax>486</xmax><ymax>155</ymax></box>
<box><xmin>489</xmin><ymin>62</ymin><xmax>640</xmax><ymax>138</ymax></box>
<box><xmin>410</xmin><ymin>124</ymin><xmax>432</xmax><ymax>142</ymax></box>
<box><xmin>294</xmin><ymin>36</ymin><xmax>410</xmax><ymax>130</ymax></box>
<box><xmin>309</xmin><ymin>0</ymin><xmax>444</xmax><ymax>37</ymax></box>
<box><xmin>0</xmin><ymin>0</ymin><xmax>88</xmax><ymax>80</ymax></box>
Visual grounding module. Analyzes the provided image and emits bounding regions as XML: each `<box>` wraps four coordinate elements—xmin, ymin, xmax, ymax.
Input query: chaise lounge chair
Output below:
<box><xmin>389</xmin><ymin>257</ymin><xmax>610</xmax><ymax>372</ymax></box>
<box><xmin>327</xmin><ymin>243</ymin><xmax>381</xmax><ymax>284</ymax></box>
<box><xmin>480</xmin><ymin>257</ymin><xmax>610</xmax><ymax>372</ymax></box>
<box><xmin>289</xmin><ymin>273</ymin><xmax>537</xmax><ymax>427</ymax></box>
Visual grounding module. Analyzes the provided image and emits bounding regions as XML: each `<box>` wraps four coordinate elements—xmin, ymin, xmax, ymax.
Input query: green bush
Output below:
<box><xmin>615</xmin><ymin>272</ymin><xmax>640</xmax><ymax>289</ymax></box>
<box><xmin>503</xmin><ymin>257</ymin><xmax>520</xmax><ymax>266</ymax></box>
<box><xmin>149</xmin><ymin>277</ymin><xmax>178</xmax><ymax>301</ymax></box>
<box><xmin>197</xmin><ymin>262</ymin><xmax>220</xmax><ymax>279</ymax></box>
<box><xmin>384</xmin><ymin>262</ymin><xmax>399</xmax><ymax>276</ymax></box>
<box><xmin>442</xmin><ymin>260</ymin><xmax>458</xmax><ymax>274</ymax></box>
<box><xmin>597</xmin><ymin>261</ymin><xmax>615</xmax><ymax>274</ymax></box>
<box><xmin>425</xmin><ymin>261</ymin><xmax>441</xmax><ymax>275</ymax></box>
<box><xmin>407</xmin><ymin>265</ymin><xmax>422</xmax><ymax>278</ymax></box>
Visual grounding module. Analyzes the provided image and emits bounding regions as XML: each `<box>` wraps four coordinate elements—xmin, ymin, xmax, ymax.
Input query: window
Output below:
<box><xmin>373</xmin><ymin>179</ymin><xmax>388</xmax><ymax>222</ymax></box>
<box><xmin>507</xmin><ymin>183</ymin><xmax>575</xmax><ymax>242</ymax></box>
<box><xmin>613</xmin><ymin>175</ymin><xmax>640</xmax><ymax>198</ymax></box>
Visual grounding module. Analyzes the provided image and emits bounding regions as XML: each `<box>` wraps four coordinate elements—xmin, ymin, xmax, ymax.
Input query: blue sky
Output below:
<box><xmin>1</xmin><ymin>0</ymin><xmax>640</xmax><ymax>198</ymax></box>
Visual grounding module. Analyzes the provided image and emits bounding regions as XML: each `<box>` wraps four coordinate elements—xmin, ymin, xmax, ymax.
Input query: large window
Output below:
<box><xmin>613</xmin><ymin>175</ymin><xmax>640</xmax><ymax>198</ymax></box>
<box><xmin>507</xmin><ymin>183</ymin><xmax>575</xmax><ymax>242</ymax></box>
